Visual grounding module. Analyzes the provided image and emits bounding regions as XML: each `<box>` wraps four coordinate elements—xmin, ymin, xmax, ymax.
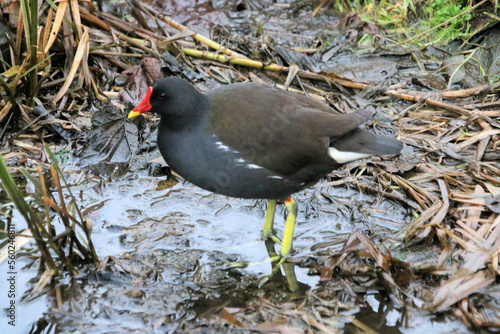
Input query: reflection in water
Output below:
<box><xmin>185</xmin><ymin>239</ymin><xmax>311</xmax><ymax>324</ymax></box>
<box><xmin>346</xmin><ymin>293</ymin><xmax>404</xmax><ymax>334</ymax></box>
<box><xmin>263</xmin><ymin>239</ymin><xmax>309</xmax><ymax>295</ymax></box>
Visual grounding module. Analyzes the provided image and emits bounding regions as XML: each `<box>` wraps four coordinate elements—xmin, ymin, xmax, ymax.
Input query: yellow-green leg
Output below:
<box><xmin>261</xmin><ymin>200</ymin><xmax>281</xmax><ymax>244</ymax></box>
<box><xmin>260</xmin><ymin>197</ymin><xmax>299</xmax><ymax>290</ymax></box>
<box><xmin>280</xmin><ymin>197</ymin><xmax>297</xmax><ymax>257</ymax></box>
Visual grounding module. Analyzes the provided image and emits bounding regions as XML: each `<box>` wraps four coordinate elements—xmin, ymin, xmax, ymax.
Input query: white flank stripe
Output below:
<box><xmin>247</xmin><ymin>164</ymin><xmax>262</xmax><ymax>169</ymax></box>
<box><xmin>328</xmin><ymin>147</ymin><xmax>372</xmax><ymax>163</ymax></box>
<box><xmin>268</xmin><ymin>176</ymin><xmax>283</xmax><ymax>179</ymax></box>
<box><xmin>215</xmin><ymin>141</ymin><xmax>233</xmax><ymax>152</ymax></box>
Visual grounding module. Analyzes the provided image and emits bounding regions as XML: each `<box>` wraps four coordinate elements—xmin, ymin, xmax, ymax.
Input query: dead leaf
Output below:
<box><xmin>217</xmin><ymin>307</ymin><xmax>244</xmax><ymax>328</ymax></box>
<box><xmin>77</xmin><ymin>105</ymin><xmax>139</xmax><ymax>167</ymax></box>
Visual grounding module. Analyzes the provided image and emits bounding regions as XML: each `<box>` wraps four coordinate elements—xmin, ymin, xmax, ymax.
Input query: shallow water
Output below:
<box><xmin>2</xmin><ymin>167</ymin><xmax>418</xmax><ymax>333</ymax></box>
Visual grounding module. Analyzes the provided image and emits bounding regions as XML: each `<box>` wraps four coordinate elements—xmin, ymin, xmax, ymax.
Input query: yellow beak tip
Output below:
<box><xmin>127</xmin><ymin>110</ymin><xmax>141</xmax><ymax>119</ymax></box>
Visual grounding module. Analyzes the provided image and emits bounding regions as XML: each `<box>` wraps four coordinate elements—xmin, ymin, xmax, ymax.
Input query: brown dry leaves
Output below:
<box><xmin>400</xmin><ymin>105</ymin><xmax>500</xmax><ymax>325</ymax></box>
<box><xmin>319</xmin><ymin>98</ymin><xmax>500</xmax><ymax>329</ymax></box>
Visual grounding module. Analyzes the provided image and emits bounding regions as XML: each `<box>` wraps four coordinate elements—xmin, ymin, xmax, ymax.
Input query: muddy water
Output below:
<box><xmin>2</xmin><ymin>168</ymin><xmax>413</xmax><ymax>333</ymax></box>
<box><xmin>1</xmin><ymin>167</ymin><xmax>470</xmax><ymax>333</ymax></box>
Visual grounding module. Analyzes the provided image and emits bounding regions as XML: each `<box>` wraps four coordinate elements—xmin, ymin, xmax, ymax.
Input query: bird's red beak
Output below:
<box><xmin>128</xmin><ymin>86</ymin><xmax>153</xmax><ymax>118</ymax></box>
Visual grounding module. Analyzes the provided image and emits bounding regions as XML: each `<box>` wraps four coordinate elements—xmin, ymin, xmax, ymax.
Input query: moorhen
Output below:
<box><xmin>128</xmin><ymin>77</ymin><xmax>403</xmax><ymax>261</ymax></box>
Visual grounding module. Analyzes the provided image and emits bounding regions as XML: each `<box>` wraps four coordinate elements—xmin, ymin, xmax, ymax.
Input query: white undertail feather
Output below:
<box><xmin>328</xmin><ymin>147</ymin><xmax>372</xmax><ymax>163</ymax></box>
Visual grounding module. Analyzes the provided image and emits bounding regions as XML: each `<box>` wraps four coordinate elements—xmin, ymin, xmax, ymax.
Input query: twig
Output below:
<box><xmin>349</xmin><ymin>178</ymin><xmax>422</xmax><ymax>211</ymax></box>
<box><xmin>114</xmin><ymin>31</ymin><xmax>158</xmax><ymax>57</ymax></box>
<box><xmin>310</xmin><ymin>0</ymin><xmax>329</xmax><ymax>18</ymax></box>
<box><xmin>384</xmin><ymin>89</ymin><xmax>493</xmax><ymax>122</ymax></box>
<box><xmin>78</xmin><ymin>5</ymin><xmax>110</xmax><ymax>31</ymax></box>
<box><xmin>0</xmin><ymin>111</ymin><xmax>14</xmax><ymax>141</ymax></box>
<box><xmin>453</xmin><ymin>129</ymin><xmax>500</xmax><ymax>151</ymax></box>
<box><xmin>131</xmin><ymin>0</ymin><xmax>249</xmax><ymax>59</ymax></box>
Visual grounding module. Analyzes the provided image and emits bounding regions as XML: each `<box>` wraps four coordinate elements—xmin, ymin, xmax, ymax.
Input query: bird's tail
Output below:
<box><xmin>328</xmin><ymin>129</ymin><xmax>402</xmax><ymax>163</ymax></box>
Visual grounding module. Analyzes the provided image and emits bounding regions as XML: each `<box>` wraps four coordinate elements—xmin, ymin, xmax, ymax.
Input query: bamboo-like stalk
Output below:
<box><xmin>183</xmin><ymin>48</ymin><xmax>286</xmax><ymax>72</ymax></box>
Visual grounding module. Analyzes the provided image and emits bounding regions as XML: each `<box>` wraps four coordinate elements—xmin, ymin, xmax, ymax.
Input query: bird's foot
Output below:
<box><xmin>222</xmin><ymin>241</ymin><xmax>299</xmax><ymax>292</ymax></box>
<box><xmin>222</xmin><ymin>261</ymin><xmax>250</xmax><ymax>269</ymax></box>
<box><xmin>258</xmin><ymin>254</ymin><xmax>300</xmax><ymax>291</ymax></box>
<box><xmin>221</xmin><ymin>253</ymin><xmax>282</xmax><ymax>270</ymax></box>
<box><xmin>261</xmin><ymin>231</ymin><xmax>282</xmax><ymax>245</ymax></box>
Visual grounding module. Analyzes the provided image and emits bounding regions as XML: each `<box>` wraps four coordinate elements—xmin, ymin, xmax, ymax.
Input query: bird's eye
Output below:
<box><xmin>158</xmin><ymin>93</ymin><xmax>166</xmax><ymax>100</ymax></box>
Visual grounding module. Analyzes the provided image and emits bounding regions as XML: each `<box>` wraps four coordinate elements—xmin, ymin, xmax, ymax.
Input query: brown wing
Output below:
<box><xmin>207</xmin><ymin>83</ymin><xmax>372</xmax><ymax>175</ymax></box>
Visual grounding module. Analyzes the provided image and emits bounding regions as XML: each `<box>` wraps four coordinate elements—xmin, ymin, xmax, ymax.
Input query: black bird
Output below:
<box><xmin>128</xmin><ymin>77</ymin><xmax>403</xmax><ymax>260</ymax></box>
